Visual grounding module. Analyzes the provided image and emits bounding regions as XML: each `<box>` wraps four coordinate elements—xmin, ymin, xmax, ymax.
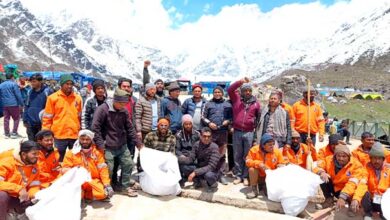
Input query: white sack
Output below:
<box><xmin>382</xmin><ymin>189</ymin><xmax>390</xmax><ymax>220</ymax></box>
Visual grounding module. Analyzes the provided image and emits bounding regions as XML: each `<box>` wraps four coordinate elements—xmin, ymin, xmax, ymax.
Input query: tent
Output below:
<box><xmin>351</xmin><ymin>93</ymin><xmax>384</xmax><ymax>100</ymax></box>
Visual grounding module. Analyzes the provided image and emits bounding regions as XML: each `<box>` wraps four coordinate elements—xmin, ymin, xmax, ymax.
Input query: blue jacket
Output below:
<box><xmin>181</xmin><ymin>97</ymin><xmax>207</xmax><ymax>116</ymax></box>
<box><xmin>23</xmin><ymin>85</ymin><xmax>53</xmax><ymax>126</ymax></box>
<box><xmin>160</xmin><ymin>96</ymin><xmax>182</xmax><ymax>133</ymax></box>
<box><xmin>0</xmin><ymin>80</ymin><xmax>24</xmax><ymax>107</ymax></box>
<box><xmin>201</xmin><ymin>98</ymin><xmax>232</xmax><ymax>131</ymax></box>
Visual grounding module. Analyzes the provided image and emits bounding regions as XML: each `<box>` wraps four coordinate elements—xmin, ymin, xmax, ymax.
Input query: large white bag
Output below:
<box><xmin>266</xmin><ymin>164</ymin><xmax>323</xmax><ymax>216</ymax></box>
<box><xmin>139</xmin><ymin>147</ymin><xmax>181</xmax><ymax>196</ymax></box>
<box><xmin>26</xmin><ymin>167</ymin><xmax>91</xmax><ymax>220</ymax></box>
<box><xmin>382</xmin><ymin>189</ymin><xmax>390</xmax><ymax>219</ymax></box>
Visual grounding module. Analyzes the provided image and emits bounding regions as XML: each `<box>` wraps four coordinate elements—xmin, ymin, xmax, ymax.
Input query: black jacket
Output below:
<box><xmin>180</xmin><ymin>141</ymin><xmax>220</xmax><ymax>176</ymax></box>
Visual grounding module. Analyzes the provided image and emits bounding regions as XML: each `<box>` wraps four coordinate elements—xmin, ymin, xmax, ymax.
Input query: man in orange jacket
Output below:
<box><xmin>314</xmin><ymin>144</ymin><xmax>369</xmax><ymax>214</ymax></box>
<box><xmin>361</xmin><ymin>143</ymin><xmax>390</xmax><ymax>220</ymax></box>
<box><xmin>283</xmin><ymin>130</ymin><xmax>317</xmax><ymax>168</ymax></box>
<box><xmin>35</xmin><ymin>130</ymin><xmax>61</xmax><ymax>188</ymax></box>
<box><xmin>62</xmin><ymin>130</ymin><xmax>113</xmax><ymax>201</ymax></box>
<box><xmin>276</xmin><ymin>89</ymin><xmax>295</xmax><ymax>128</ymax></box>
<box><xmin>292</xmin><ymin>86</ymin><xmax>325</xmax><ymax>146</ymax></box>
<box><xmin>246</xmin><ymin>134</ymin><xmax>287</xmax><ymax>199</ymax></box>
<box><xmin>0</xmin><ymin>141</ymin><xmax>41</xmax><ymax>220</ymax></box>
<box><xmin>42</xmin><ymin>74</ymin><xmax>82</xmax><ymax>161</ymax></box>
<box><xmin>352</xmin><ymin>132</ymin><xmax>390</xmax><ymax>166</ymax></box>
<box><xmin>317</xmin><ymin>134</ymin><xmax>342</xmax><ymax>165</ymax></box>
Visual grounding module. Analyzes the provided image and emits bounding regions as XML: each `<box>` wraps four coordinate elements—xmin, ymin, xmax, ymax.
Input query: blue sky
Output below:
<box><xmin>163</xmin><ymin>0</ymin><xmax>338</xmax><ymax>25</ymax></box>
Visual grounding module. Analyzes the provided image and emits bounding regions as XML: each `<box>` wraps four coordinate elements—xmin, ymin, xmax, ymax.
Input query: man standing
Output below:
<box><xmin>92</xmin><ymin>88</ymin><xmax>141</xmax><ymax>197</ymax></box>
<box><xmin>23</xmin><ymin>73</ymin><xmax>53</xmax><ymax>140</ymax></box>
<box><xmin>42</xmin><ymin>74</ymin><xmax>82</xmax><ymax>161</ymax></box>
<box><xmin>82</xmin><ymin>79</ymin><xmax>106</xmax><ymax>130</ymax></box>
<box><xmin>202</xmin><ymin>86</ymin><xmax>232</xmax><ymax>185</ymax></box>
<box><xmin>143</xmin><ymin>60</ymin><xmax>151</xmax><ymax>88</ymax></box>
<box><xmin>352</xmin><ymin>132</ymin><xmax>390</xmax><ymax>166</ymax></box>
<box><xmin>160</xmin><ymin>82</ymin><xmax>182</xmax><ymax>135</ymax></box>
<box><xmin>62</xmin><ymin>130</ymin><xmax>113</xmax><ymax>201</ymax></box>
<box><xmin>182</xmin><ymin>84</ymin><xmax>207</xmax><ymax>131</ymax></box>
<box><xmin>293</xmin><ymin>86</ymin><xmax>325</xmax><ymax>146</ymax></box>
<box><xmin>0</xmin><ymin>141</ymin><xmax>41</xmax><ymax>219</ymax></box>
<box><xmin>179</xmin><ymin>127</ymin><xmax>221</xmax><ymax>192</ymax></box>
<box><xmin>0</xmin><ymin>73</ymin><xmax>24</xmax><ymax>139</ymax></box>
<box><xmin>135</xmin><ymin>83</ymin><xmax>161</xmax><ymax>140</ymax></box>
<box><xmin>227</xmin><ymin>77</ymin><xmax>260</xmax><ymax>186</ymax></box>
<box><xmin>143</xmin><ymin>117</ymin><xmax>176</xmax><ymax>154</ymax></box>
<box><xmin>176</xmin><ymin>114</ymin><xmax>200</xmax><ymax>184</ymax></box>
<box><xmin>154</xmin><ymin>79</ymin><xmax>165</xmax><ymax>99</ymax></box>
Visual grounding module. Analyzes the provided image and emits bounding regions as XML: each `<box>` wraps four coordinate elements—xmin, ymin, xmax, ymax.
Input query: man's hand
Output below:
<box><xmin>306</xmin><ymin>137</ymin><xmax>313</xmax><ymax>145</ymax></box>
<box><xmin>222</xmin><ymin>120</ymin><xmax>229</xmax><ymax>127</ymax></box>
<box><xmin>284</xmin><ymin>144</ymin><xmax>291</xmax><ymax>149</ymax></box>
<box><xmin>137</xmin><ymin>132</ymin><xmax>142</xmax><ymax>140</ymax></box>
<box><xmin>209</xmin><ymin>123</ymin><xmax>218</xmax><ymax>130</ymax></box>
<box><xmin>336</xmin><ymin>198</ymin><xmax>346</xmax><ymax>211</ymax></box>
<box><xmin>319</xmin><ymin>171</ymin><xmax>331</xmax><ymax>183</ymax></box>
<box><xmin>350</xmin><ymin>200</ymin><xmax>359</xmax><ymax>213</ymax></box>
<box><xmin>241</xmin><ymin>77</ymin><xmax>250</xmax><ymax>83</ymax></box>
<box><xmin>319</xmin><ymin>135</ymin><xmax>324</xmax><ymax>142</ymax></box>
<box><xmin>137</xmin><ymin>144</ymin><xmax>144</xmax><ymax>150</ymax></box>
<box><xmin>188</xmin><ymin>172</ymin><xmax>196</xmax><ymax>182</ymax></box>
<box><xmin>144</xmin><ymin>60</ymin><xmax>151</xmax><ymax>67</ymax></box>
<box><xmin>18</xmin><ymin>188</ymin><xmax>29</xmax><ymax>202</ymax></box>
<box><xmin>104</xmin><ymin>185</ymin><xmax>114</xmax><ymax>198</ymax></box>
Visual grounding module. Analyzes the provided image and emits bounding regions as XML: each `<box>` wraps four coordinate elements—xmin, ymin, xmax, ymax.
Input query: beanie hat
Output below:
<box><xmin>168</xmin><ymin>82</ymin><xmax>180</xmax><ymax>92</ymax></box>
<box><xmin>329</xmin><ymin>134</ymin><xmax>342</xmax><ymax>145</ymax></box>
<box><xmin>291</xmin><ymin>130</ymin><xmax>300</xmax><ymax>138</ymax></box>
<box><xmin>92</xmin><ymin>79</ymin><xmax>105</xmax><ymax>92</ymax></box>
<box><xmin>369</xmin><ymin>142</ymin><xmax>385</xmax><ymax>158</ymax></box>
<box><xmin>145</xmin><ymin>82</ymin><xmax>156</xmax><ymax>91</ymax></box>
<box><xmin>182</xmin><ymin>114</ymin><xmax>193</xmax><ymax>124</ymax></box>
<box><xmin>154</xmin><ymin>79</ymin><xmax>163</xmax><ymax>84</ymax></box>
<box><xmin>213</xmin><ymin>86</ymin><xmax>224</xmax><ymax>94</ymax></box>
<box><xmin>240</xmin><ymin>83</ymin><xmax>252</xmax><ymax>93</ymax></box>
<box><xmin>192</xmin><ymin>84</ymin><xmax>202</xmax><ymax>91</ymax></box>
<box><xmin>113</xmin><ymin>88</ymin><xmax>130</xmax><ymax>103</ymax></box>
<box><xmin>334</xmin><ymin>144</ymin><xmax>350</xmax><ymax>157</ymax></box>
<box><xmin>260</xmin><ymin>134</ymin><xmax>274</xmax><ymax>148</ymax></box>
<box><xmin>60</xmin><ymin>74</ymin><xmax>74</xmax><ymax>86</ymax></box>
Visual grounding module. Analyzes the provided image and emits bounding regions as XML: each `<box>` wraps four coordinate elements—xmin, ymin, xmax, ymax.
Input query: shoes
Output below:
<box><xmin>346</xmin><ymin>142</ymin><xmax>352</xmax><ymax>145</ymax></box>
<box><xmin>206</xmin><ymin>182</ymin><xmax>218</xmax><ymax>193</ymax></box>
<box><xmin>10</xmin><ymin>133</ymin><xmax>23</xmax><ymax>139</ymax></box>
<box><xmin>243</xmin><ymin>178</ymin><xmax>249</xmax><ymax>186</ymax></box>
<box><xmin>246</xmin><ymin>186</ymin><xmax>259</xmax><ymax>199</ymax></box>
<box><xmin>4</xmin><ymin>134</ymin><xmax>10</xmax><ymax>139</ymax></box>
<box><xmin>219</xmin><ymin>176</ymin><xmax>229</xmax><ymax>185</ymax></box>
<box><xmin>233</xmin><ymin>177</ymin><xmax>242</xmax><ymax>185</ymax></box>
<box><xmin>315</xmin><ymin>197</ymin><xmax>334</xmax><ymax>210</ymax></box>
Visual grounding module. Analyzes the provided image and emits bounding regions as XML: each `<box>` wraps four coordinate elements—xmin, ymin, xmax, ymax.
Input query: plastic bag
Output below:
<box><xmin>139</xmin><ymin>147</ymin><xmax>181</xmax><ymax>196</ymax></box>
<box><xmin>26</xmin><ymin>167</ymin><xmax>91</xmax><ymax>220</ymax></box>
<box><xmin>281</xmin><ymin>197</ymin><xmax>309</xmax><ymax>216</ymax></box>
<box><xmin>382</xmin><ymin>189</ymin><xmax>390</xmax><ymax>220</ymax></box>
<box><xmin>266</xmin><ymin>164</ymin><xmax>323</xmax><ymax>216</ymax></box>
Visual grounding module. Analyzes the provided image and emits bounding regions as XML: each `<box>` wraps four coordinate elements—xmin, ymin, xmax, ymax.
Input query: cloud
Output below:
<box><xmin>203</xmin><ymin>3</ymin><xmax>211</xmax><ymax>13</ymax></box>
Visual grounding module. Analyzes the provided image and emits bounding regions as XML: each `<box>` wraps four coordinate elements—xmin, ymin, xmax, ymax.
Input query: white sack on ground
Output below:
<box><xmin>266</xmin><ymin>164</ymin><xmax>323</xmax><ymax>216</ymax></box>
<box><xmin>382</xmin><ymin>189</ymin><xmax>390</xmax><ymax>219</ymax></box>
<box><xmin>139</xmin><ymin>147</ymin><xmax>181</xmax><ymax>196</ymax></box>
<box><xmin>26</xmin><ymin>167</ymin><xmax>91</xmax><ymax>220</ymax></box>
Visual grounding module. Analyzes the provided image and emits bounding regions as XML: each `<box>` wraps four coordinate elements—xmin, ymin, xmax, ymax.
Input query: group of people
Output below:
<box><xmin>0</xmin><ymin>71</ymin><xmax>389</xmax><ymax>220</ymax></box>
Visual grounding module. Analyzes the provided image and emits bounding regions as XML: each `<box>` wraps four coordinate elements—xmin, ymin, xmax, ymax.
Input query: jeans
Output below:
<box><xmin>26</xmin><ymin>124</ymin><xmax>41</xmax><ymax>141</ymax></box>
<box><xmin>55</xmin><ymin>139</ymin><xmax>76</xmax><ymax>162</ymax></box>
<box><xmin>3</xmin><ymin>106</ymin><xmax>20</xmax><ymax>135</ymax></box>
<box><xmin>0</xmin><ymin>191</ymin><xmax>32</xmax><ymax>220</ymax></box>
<box><xmin>179</xmin><ymin>164</ymin><xmax>197</xmax><ymax>180</ymax></box>
<box><xmin>105</xmin><ymin>144</ymin><xmax>134</xmax><ymax>188</ymax></box>
<box><xmin>338</xmin><ymin>129</ymin><xmax>350</xmax><ymax>143</ymax></box>
<box><xmin>299</xmin><ymin>133</ymin><xmax>317</xmax><ymax>146</ymax></box>
<box><xmin>195</xmin><ymin>171</ymin><xmax>220</xmax><ymax>187</ymax></box>
<box><xmin>232</xmin><ymin>130</ymin><xmax>254</xmax><ymax>179</ymax></box>
<box><xmin>361</xmin><ymin>192</ymin><xmax>384</xmax><ymax>217</ymax></box>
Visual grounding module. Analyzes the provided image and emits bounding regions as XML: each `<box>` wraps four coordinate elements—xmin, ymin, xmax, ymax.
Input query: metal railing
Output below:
<box><xmin>349</xmin><ymin>121</ymin><xmax>390</xmax><ymax>145</ymax></box>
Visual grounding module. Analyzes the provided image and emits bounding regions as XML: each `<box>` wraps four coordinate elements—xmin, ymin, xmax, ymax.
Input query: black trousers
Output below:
<box><xmin>26</xmin><ymin>124</ymin><xmax>41</xmax><ymax>141</ymax></box>
<box><xmin>361</xmin><ymin>192</ymin><xmax>385</xmax><ymax>218</ymax></box>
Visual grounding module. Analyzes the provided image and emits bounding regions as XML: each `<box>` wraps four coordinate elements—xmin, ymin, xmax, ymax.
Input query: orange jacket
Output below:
<box><xmin>246</xmin><ymin>145</ymin><xmax>286</xmax><ymax>177</ymax></box>
<box><xmin>292</xmin><ymin>100</ymin><xmax>325</xmax><ymax>135</ymax></box>
<box><xmin>38</xmin><ymin>149</ymin><xmax>61</xmax><ymax>187</ymax></box>
<box><xmin>42</xmin><ymin>90</ymin><xmax>82</xmax><ymax>139</ymax></box>
<box><xmin>365</xmin><ymin>163</ymin><xmax>390</xmax><ymax>196</ymax></box>
<box><xmin>281</xmin><ymin>102</ymin><xmax>295</xmax><ymax>126</ymax></box>
<box><xmin>352</xmin><ymin>145</ymin><xmax>390</xmax><ymax>167</ymax></box>
<box><xmin>0</xmin><ymin>149</ymin><xmax>13</xmax><ymax>159</ymax></box>
<box><xmin>0</xmin><ymin>152</ymin><xmax>41</xmax><ymax>198</ymax></box>
<box><xmin>283</xmin><ymin>143</ymin><xmax>317</xmax><ymax>168</ymax></box>
<box><xmin>317</xmin><ymin>145</ymin><xmax>334</xmax><ymax>167</ymax></box>
<box><xmin>314</xmin><ymin>155</ymin><xmax>367</xmax><ymax>202</ymax></box>
<box><xmin>62</xmin><ymin>145</ymin><xmax>110</xmax><ymax>186</ymax></box>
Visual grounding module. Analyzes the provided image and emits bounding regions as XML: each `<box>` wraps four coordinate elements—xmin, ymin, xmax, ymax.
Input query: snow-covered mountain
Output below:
<box><xmin>1</xmin><ymin>0</ymin><xmax>389</xmax><ymax>83</ymax></box>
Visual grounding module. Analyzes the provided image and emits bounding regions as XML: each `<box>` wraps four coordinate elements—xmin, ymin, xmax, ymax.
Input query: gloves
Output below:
<box><xmin>104</xmin><ymin>186</ymin><xmax>114</xmax><ymax>198</ymax></box>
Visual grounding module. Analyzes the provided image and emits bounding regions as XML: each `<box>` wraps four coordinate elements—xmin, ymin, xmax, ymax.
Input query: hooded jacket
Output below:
<box><xmin>160</xmin><ymin>96</ymin><xmax>182</xmax><ymax>133</ymax></box>
<box><xmin>0</xmin><ymin>79</ymin><xmax>24</xmax><ymax>107</ymax></box>
<box><xmin>201</xmin><ymin>98</ymin><xmax>232</xmax><ymax>131</ymax></box>
<box><xmin>23</xmin><ymin>85</ymin><xmax>53</xmax><ymax>126</ymax></box>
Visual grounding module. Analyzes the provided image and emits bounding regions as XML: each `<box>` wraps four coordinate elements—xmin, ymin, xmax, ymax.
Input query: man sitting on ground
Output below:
<box><xmin>352</xmin><ymin>132</ymin><xmax>390</xmax><ymax>166</ymax></box>
<box><xmin>62</xmin><ymin>130</ymin><xmax>113</xmax><ymax>202</ymax></box>
<box><xmin>283</xmin><ymin>130</ymin><xmax>317</xmax><ymax>169</ymax></box>
<box><xmin>144</xmin><ymin>117</ymin><xmax>176</xmax><ymax>154</ymax></box>
<box><xmin>246</xmin><ymin>134</ymin><xmax>287</xmax><ymax>199</ymax></box>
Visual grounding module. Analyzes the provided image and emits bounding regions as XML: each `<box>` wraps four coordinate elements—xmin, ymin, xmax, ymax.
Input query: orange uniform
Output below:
<box><xmin>0</xmin><ymin>149</ymin><xmax>13</xmax><ymax>159</ymax></box>
<box><xmin>246</xmin><ymin>145</ymin><xmax>286</xmax><ymax>177</ymax></box>
<box><xmin>292</xmin><ymin>100</ymin><xmax>325</xmax><ymax>136</ymax></box>
<box><xmin>314</xmin><ymin>156</ymin><xmax>367</xmax><ymax>202</ymax></box>
<box><xmin>0</xmin><ymin>152</ymin><xmax>41</xmax><ymax>198</ymax></box>
<box><xmin>38</xmin><ymin>149</ymin><xmax>61</xmax><ymax>188</ymax></box>
<box><xmin>42</xmin><ymin>90</ymin><xmax>82</xmax><ymax>139</ymax></box>
<box><xmin>365</xmin><ymin>163</ymin><xmax>390</xmax><ymax>196</ymax></box>
<box><xmin>281</xmin><ymin>102</ymin><xmax>295</xmax><ymax>127</ymax></box>
<box><xmin>317</xmin><ymin>145</ymin><xmax>334</xmax><ymax>168</ymax></box>
<box><xmin>62</xmin><ymin>145</ymin><xmax>110</xmax><ymax>200</ymax></box>
<box><xmin>283</xmin><ymin>143</ymin><xmax>317</xmax><ymax>168</ymax></box>
<box><xmin>352</xmin><ymin>145</ymin><xmax>390</xmax><ymax>167</ymax></box>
